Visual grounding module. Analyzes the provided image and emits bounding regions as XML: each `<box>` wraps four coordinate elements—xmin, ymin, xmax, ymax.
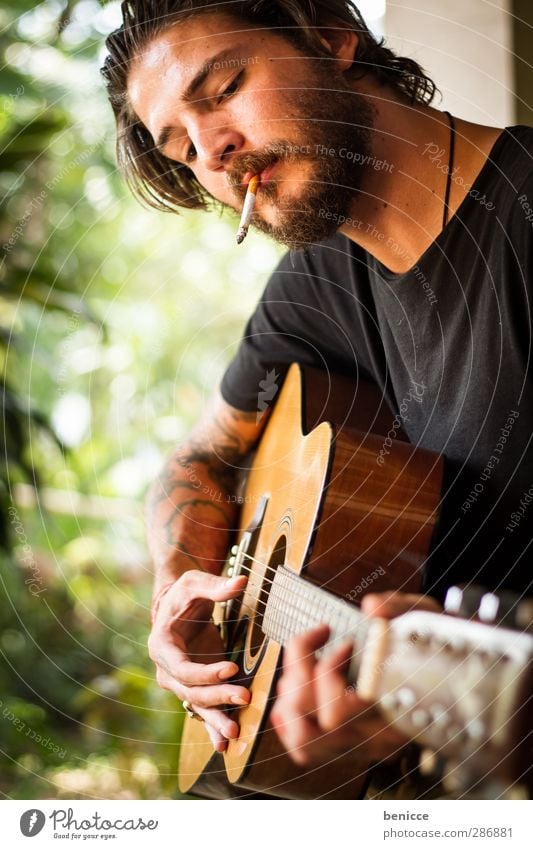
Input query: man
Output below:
<box><xmin>102</xmin><ymin>1</ymin><xmax>533</xmax><ymax>792</ymax></box>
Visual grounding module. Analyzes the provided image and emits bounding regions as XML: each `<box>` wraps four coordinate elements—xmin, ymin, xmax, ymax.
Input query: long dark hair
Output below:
<box><xmin>102</xmin><ymin>1</ymin><xmax>438</xmax><ymax>213</ymax></box>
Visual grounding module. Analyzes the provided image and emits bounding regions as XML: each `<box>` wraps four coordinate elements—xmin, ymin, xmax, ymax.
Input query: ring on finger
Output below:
<box><xmin>182</xmin><ymin>699</ymin><xmax>205</xmax><ymax>722</ymax></box>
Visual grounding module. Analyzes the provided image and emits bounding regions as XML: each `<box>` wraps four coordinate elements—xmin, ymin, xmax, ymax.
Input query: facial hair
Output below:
<box><xmin>227</xmin><ymin>64</ymin><xmax>375</xmax><ymax>250</ymax></box>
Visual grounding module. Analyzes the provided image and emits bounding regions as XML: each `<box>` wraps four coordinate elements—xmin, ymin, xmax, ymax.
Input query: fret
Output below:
<box><xmin>262</xmin><ymin>565</ymin><xmax>367</xmax><ymax>680</ymax></box>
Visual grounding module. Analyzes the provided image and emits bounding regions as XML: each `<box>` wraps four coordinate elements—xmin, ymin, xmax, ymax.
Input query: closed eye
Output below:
<box><xmin>219</xmin><ymin>70</ymin><xmax>244</xmax><ymax>102</ymax></box>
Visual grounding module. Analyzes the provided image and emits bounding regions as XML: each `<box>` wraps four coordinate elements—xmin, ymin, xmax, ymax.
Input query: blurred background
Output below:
<box><xmin>0</xmin><ymin>0</ymin><xmax>531</xmax><ymax>800</ymax></box>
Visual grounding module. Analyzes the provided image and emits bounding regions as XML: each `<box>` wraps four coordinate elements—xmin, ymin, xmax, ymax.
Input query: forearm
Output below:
<box><xmin>145</xmin><ymin>444</ymin><xmax>240</xmax><ymax>591</ymax></box>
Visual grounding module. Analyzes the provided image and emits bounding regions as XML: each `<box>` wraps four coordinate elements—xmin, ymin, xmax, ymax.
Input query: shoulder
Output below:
<box><xmin>489</xmin><ymin>126</ymin><xmax>533</xmax><ymax>196</ymax></box>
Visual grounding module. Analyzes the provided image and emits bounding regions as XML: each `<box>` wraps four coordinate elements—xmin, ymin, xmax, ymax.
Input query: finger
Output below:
<box><xmin>204</xmin><ymin>722</ymin><xmax>228</xmax><ymax>753</ymax></box>
<box><xmin>361</xmin><ymin>591</ymin><xmax>442</xmax><ymax>619</ymax></box>
<box><xmin>149</xmin><ymin>638</ymin><xmax>239</xmax><ymax>684</ymax></box>
<box><xmin>173</xmin><ymin>655</ymin><xmax>240</xmax><ymax>684</ymax></box>
<box><xmin>282</xmin><ymin>624</ymin><xmax>330</xmax><ymax>686</ymax></box>
<box><xmin>180</xmin><ymin>683</ymin><xmax>250</xmax><ymax>709</ymax></box>
<box><xmin>190</xmin><ymin>706</ymin><xmax>241</xmax><ymax>742</ymax></box>
<box><xmin>313</xmin><ymin>641</ymin><xmax>369</xmax><ymax>732</ymax></box>
<box><xmin>177</xmin><ymin>571</ymin><xmax>247</xmax><ymax>605</ymax></box>
<box><xmin>157</xmin><ymin>671</ymin><xmax>241</xmax><ymax>742</ymax></box>
<box><xmin>270</xmin><ymin>707</ymin><xmax>319</xmax><ymax>766</ymax></box>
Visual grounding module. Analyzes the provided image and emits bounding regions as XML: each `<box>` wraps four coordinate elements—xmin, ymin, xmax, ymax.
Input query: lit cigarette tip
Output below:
<box><xmin>236</xmin><ymin>175</ymin><xmax>260</xmax><ymax>246</ymax></box>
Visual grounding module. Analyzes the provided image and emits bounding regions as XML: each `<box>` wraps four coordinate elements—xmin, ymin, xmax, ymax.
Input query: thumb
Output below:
<box><xmin>179</xmin><ymin>569</ymin><xmax>247</xmax><ymax>603</ymax></box>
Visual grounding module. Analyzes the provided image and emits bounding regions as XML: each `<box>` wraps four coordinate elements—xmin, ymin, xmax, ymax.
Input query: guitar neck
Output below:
<box><xmin>262</xmin><ymin>565</ymin><xmax>369</xmax><ymax>681</ymax></box>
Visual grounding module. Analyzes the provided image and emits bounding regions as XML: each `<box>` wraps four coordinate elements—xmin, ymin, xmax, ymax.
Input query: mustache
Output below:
<box><xmin>227</xmin><ymin>141</ymin><xmax>301</xmax><ymax>198</ymax></box>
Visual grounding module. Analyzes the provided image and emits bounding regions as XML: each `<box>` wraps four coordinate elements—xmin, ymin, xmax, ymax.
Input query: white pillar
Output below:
<box><xmin>384</xmin><ymin>0</ymin><xmax>514</xmax><ymax>126</ymax></box>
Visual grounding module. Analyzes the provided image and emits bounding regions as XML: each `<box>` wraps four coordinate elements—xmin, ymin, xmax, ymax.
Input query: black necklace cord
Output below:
<box><xmin>442</xmin><ymin>110</ymin><xmax>456</xmax><ymax>230</ymax></box>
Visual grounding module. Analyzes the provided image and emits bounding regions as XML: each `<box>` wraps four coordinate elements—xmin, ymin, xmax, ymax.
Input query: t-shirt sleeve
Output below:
<box><xmin>220</xmin><ymin>240</ymin><xmax>366</xmax><ymax>411</ymax></box>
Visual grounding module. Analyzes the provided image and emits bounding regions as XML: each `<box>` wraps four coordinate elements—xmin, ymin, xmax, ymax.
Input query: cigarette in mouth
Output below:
<box><xmin>236</xmin><ymin>175</ymin><xmax>259</xmax><ymax>244</ymax></box>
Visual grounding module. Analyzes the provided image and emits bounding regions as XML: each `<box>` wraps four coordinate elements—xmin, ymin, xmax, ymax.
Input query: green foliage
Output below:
<box><xmin>0</xmin><ymin>0</ymin><xmax>281</xmax><ymax>799</ymax></box>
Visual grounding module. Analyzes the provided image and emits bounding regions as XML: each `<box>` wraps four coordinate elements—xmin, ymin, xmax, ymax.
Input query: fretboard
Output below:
<box><xmin>262</xmin><ymin>565</ymin><xmax>369</xmax><ymax>682</ymax></box>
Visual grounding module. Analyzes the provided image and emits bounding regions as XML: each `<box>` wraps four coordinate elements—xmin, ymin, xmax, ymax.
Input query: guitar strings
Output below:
<box><xmin>228</xmin><ymin>549</ymin><xmax>352</xmax><ymax>616</ymax></box>
<box><xmin>222</xmin><ymin>553</ymin><xmax>357</xmax><ymax>637</ymax></box>
<box><xmin>235</xmin><ymin>552</ymin><xmax>349</xmax><ymax>616</ymax></box>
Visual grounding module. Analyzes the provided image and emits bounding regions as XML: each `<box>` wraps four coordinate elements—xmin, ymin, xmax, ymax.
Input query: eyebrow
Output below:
<box><xmin>155</xmin><ymin>47</ymin><xmax>242</xmax><ymax>153</ymax></box>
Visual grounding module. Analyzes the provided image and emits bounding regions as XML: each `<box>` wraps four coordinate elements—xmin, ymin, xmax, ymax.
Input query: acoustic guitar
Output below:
<box><xmin>178</xmin><ymin>364</ymin><xmax>533</xmax><ymax>799</ymax></box>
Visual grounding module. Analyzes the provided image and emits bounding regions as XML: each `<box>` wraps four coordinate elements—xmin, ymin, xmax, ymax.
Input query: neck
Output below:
<box><xmin>263</xmin><ymin>565</ymin><xmax>368</xmax><ymax>681</ymax></box>
<box><xmin>339</xmin><ymin>81</ymin><xmax>502</xmax><ymax>273</ymax></box>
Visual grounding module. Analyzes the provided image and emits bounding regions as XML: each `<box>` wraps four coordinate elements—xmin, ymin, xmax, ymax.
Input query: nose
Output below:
<box><xmin>190</xmin><ymin>119</ymin><xmax>245</xmax><ymax>173</ymax></box>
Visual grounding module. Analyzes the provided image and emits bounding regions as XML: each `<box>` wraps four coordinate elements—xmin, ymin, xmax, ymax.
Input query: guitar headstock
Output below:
<box><xmin>356</xmin><ymin>587</ymin><xmax>533</xmax><ymax>793</ymax></box>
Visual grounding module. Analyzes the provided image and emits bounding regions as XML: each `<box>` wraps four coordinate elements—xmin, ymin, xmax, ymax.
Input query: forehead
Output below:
<box><xmin>127</xmin><ymin>12</ymin><xmax>267</xmax><ymax>112</ymax></box>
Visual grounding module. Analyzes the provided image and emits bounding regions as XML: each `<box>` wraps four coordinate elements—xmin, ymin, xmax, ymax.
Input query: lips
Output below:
<box><xmin>242</xmin><ymin>159</ymin><xmax>279</xmax><ymax>188</ymax></box>
<box><xmin>258</xmin><ymin>160</ymin><xmax>279</xmax><ymax>185</ymax></box>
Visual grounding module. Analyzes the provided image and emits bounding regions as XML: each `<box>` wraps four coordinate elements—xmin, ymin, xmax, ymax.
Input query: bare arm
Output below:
<box><xmin>146</xmin><ymin>386</ymin><xmax>268</xmax><ymax>591</ymax></box>
<box><xmin>145</xmin><ymin>387</ymin><xmax>269</xmax><ymax>751</ymax></box>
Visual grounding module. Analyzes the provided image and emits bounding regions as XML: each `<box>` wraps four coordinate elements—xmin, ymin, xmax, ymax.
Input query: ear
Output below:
<box><xmin>317</xmin><ymin>26</ymin><xmax>359</xmax><ymax>72</ymax></box>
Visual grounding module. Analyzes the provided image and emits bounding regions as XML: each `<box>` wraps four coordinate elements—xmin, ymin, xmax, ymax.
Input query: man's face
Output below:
<box><xmin>128</xmin><ymin>13</ymin><xmax>374</xmax><ymax>248</ymax></box>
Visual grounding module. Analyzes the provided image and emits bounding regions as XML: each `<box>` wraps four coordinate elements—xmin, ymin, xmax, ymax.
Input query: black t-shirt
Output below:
<box><xmin>221</xmin><ymin>126</ymin><xmax>533</xmax><ymax>601</ymax></box>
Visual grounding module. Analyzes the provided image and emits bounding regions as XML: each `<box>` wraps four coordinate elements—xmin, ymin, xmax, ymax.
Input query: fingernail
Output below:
<box><xmin>231</xmin><ymin>695</ymin><xmax>249</xmax><ymax>706</ymax></box>
<box><xmin>218</xmin><ymin>665</ymin><xmax>237</xmax><ymax>680</ymax></box>
<box><xmin>225</xmin><ymin>576</ymin><xmax>245</xmax><ymax>587</ymax></box>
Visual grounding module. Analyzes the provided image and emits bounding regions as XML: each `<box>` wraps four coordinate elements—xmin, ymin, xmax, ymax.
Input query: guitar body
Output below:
<box><xmin>179</xmin><ymin>365</ymin><xmax>444</xmax><ymax>799</ymax></box>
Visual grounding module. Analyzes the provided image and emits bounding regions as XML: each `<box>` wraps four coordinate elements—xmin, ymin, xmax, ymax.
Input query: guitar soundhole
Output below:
<box><xmin>245</xmin><ymin>535</ymin><xmax>287</xmax><ymax>671</ymax></box>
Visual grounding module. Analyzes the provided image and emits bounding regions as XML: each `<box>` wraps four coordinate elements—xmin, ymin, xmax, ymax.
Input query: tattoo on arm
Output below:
<box><xmin>146</xmin><ymin>401</ymin><xmax>261</xmax><ymax>568</ymax></box>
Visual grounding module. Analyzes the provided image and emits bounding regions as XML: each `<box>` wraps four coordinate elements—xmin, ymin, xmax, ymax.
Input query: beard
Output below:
<box><xmin>226</xmin><ymin>65</ymin><xmax>375</xmax><ymax>250</ymax></box>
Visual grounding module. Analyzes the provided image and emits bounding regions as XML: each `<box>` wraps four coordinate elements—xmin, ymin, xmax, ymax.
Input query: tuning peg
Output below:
<box><xmin>444</xmin><ymin>586</ymin><xmax>463</xmax><ymax>615</ymax></box>
<box><xmin>516</xmin><ymin>599</ymin><xmax>533</xmax><ymax>631</ymax></box>
<box><xmin>419</xmin><ymin>748</ymin><xmax>445</xmax><ymax>778</ymax></box>
<box><xmin>478</xmin><ymin>590</ymin><xmax>519</xmax><ymax>628</ymax></box>
<box><xmin>231</xmin><ymin>544</ymin><xmax>239</xmax><ymax>555</ymax></box>
<box><xmin>444</xmin><ymin>585</ymin><xmax>484</xmax><ymax>618</ymax></box>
